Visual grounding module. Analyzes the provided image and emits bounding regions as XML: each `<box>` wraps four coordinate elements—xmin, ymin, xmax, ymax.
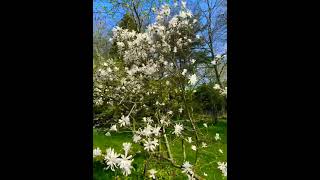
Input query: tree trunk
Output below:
<box><xmin>212</xmin><ymin>104</ymin><xmax>218</xmax><ymax>125</ymax></box>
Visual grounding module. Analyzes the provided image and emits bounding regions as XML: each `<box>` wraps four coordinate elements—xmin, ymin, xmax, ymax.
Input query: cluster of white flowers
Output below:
<box><xmin>213</xmin><ymin>84</ymin><xmax>227</xmax><ymax>96</ymax></box>
<box><xmin>160</xmin><ymin>115</ymin><xmax>171</xmax><ymax>126</ymax></box>
<box><xmin>132</xmin><ymin>121</ymin><xmax>162</xmax><ymax>152</ymax></box>
<box><xmin>104</xmin><ymin>148</ymin><xmax>120</xmax><ymax>171</ymax></box>
<box><xmin>181</xmin><ymin>161</ymin><xmax>195</xmax><ymax>179</ymax></box>
<box><xmin>136</xmin><ymin>124</ymin><xmax>161</xmax><ymax>138</ymax></box>
<box><xmin>133</xmin><ymin>134</ymin><xmax>142</xmax><ymax>143</ymax></box>
<box><xmin>94</xmin><ymin>143</ymin><xmax>134</xmax><ymax>176</ymax></box>
<box><xmin>188</xmin><ymin>74</ymin><xmax>197</xmax><ymax>85</ymax></box>
<box><xmin>156</xmin><ymin>4</ymin><xmax>170</xmax><ymax>22</ymax></box>
<box><xmin>118</xmin><ymin>153</ymin><xmax>134</xmax><ymax>176</ymax></box>
<box><xmin>142</xmin><ymin>116</ymin><xmax>154</xmax><ymax>124</ymax></box>
<box><xmin>217</xmin><ymin>162</ymin><xmax>227</xmax><ymax>177</ymax></box>
<box><xmin>93</xmin><ymin>56</ymin><xmax>121</xmax><ymax>106</ymax></box>
<box><xmin>94</xmin><ymin>0</ymin><xmax>201</xmax><ymax>110</ymax></box>
<box><xmin>143</xmin><ymin>138</ymin><xmax>159</xmax><ymax>152</ymax></box>
<box><xmin>221</xmin><ymin>87</ymin><xmax>227</xmax><ymax>96</ymax></box>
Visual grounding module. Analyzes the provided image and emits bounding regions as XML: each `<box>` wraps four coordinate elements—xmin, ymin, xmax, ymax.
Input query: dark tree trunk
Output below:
<box><xmin>212</xmin><ymin>104</ymin><xmax>218</xmax><ymax>125</ymax></box>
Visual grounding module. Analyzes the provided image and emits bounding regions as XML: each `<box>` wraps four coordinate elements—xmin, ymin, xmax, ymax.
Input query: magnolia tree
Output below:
<box><xmin>93</xmin><ymin>1</ymin><xmax>226</xmax><ymax>179</ymax></box>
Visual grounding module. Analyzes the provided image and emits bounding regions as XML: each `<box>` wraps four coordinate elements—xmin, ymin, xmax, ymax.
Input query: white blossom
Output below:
<box><xmin>118</xmin><ymin>154</ymin><xmax>134</xmax><ymax>176</ymax></box>
<box><xmin>93</xmin><ymin>147</ymin><xmax>102</xmax><ymax>157</ymax></box>
<box><xmin>204</xmin><ymin>172</ymin><xmax>208</xmax><ymax>176</ymax></box>
<box><xmin>182</xmin><ymin>69</ymin><xmax>187</xmax><ymax>76</ymax></box>
<box><xmin>116</xmin><ymin>42</ymin><xmax>125</xmax><ymax>49</ymax></box>
<box><xmin>221</xmin><ymin>87</ymin><xmax>227</xmax><ymax>96</ymax></box>
<box><xmin>191</xmin><ymin>145</ymin><xmax>197</xmax><ymax>151</ymax></box>
<box><xmin>173</xmin><ymin>123</ymin><xmax>183</xmax><ymax>136</ymax></box>
<box><xmin>203</xmin><ymin>123</ymin><xmax>208</xmax><ymax>128</ymax></box>
<box><xmin>105</xmin><ymin>132</ymin><xmax>111</xmax><ymax>136</ymax></box>
<box><xmin>219</xmin><ymin>149</ymin><xmax>223</xmax><ymax>154</ymax></box>
<box><xmin>169</xmin><ymin>16</ymin><xmax>179</xmax><ymax>28</ymax></box>
<box><xmin>181</xmin><ymin>161</ymin><xmax>194</xmax><ymax>177</ymax></box>
<box><xmin>152</xmin><ymin>126</ymin><xmax>161</xmax><ymax>136</ymax></box>
<box><xmin>99</xmin><ymin>69</ymin><xmax>107</xmax><ymax>76</ymax></box>
<box><xmin>217</xmin><ymin>162</ymin><xmax>227</xmax><ymax>177</ymax></box>
<box><xmin>188</xmin><ymin>74</ymin><xmax>197</xmax><ymax>85</ymax></box>
<box><xmin>122</xmin><ymin>142</ymin><xmax>132</xmax><ymax>156</ymax></box>
<box><xmin>110</xmin><ymin>124</ymin><xmax>117</xmax><ymax>132</ymax></box>
<box><xmin>187</xmin><ymin>137</ymin><xmax>193</xmax><ymax>143</ymax></box>
<box><xmin>142</xmin><ymin>124</ymin><xmax>154</xmax><ymax>137</ymax></box>
<box><xmin>213</xmin><ymin>84</ymin><xmax>221</xmax><ymax>90</ymax></box>
<box><xmin>179</xmin><ymin>107</ymin><xmax>183</xmax><ymax>113</ymax></box>
<box><xmin>173</xmin><ymin>46</ymin><xmax>177</xmax><ymax>53</ymax></box>
<box><xmin>202</xmin><ymin>142</ymin><xmax>207</xmax><ymax>148</ymax></box>
<box><xmin>119</xmin><ymin>115</ymin><xmax>130</xmax><ymax>127</ymax></box>
<box><xmin>143</xmin><ymin>117</ymin><xmax>153</xmax><ymax>124</ymax></box>
<box><xmin>191</xmin><ymin>59</ymin><xmax>196</xmax><ymax>64</ymax></box>
<box><xmin>133</xmin><ymin>134</ymin><xmax>142</xmax><ymax>143</ymax></box>
<box><xmin>104</xmin><ymin>148</ymin><xmax>120</xmax><ymax>171</ymax></box>
<box><xmin>215</xmin><ymin>133</ymin><xmax>221</xmax><ymax>141</ymax></box>
<box><xmin>143</xmin><ymin>138</ymin><xmax>159</xmax><ymax>152</ymax></box>
<box><xmin>160</xmin><ymin>116</ymin><xmax>170</xmax><ymax>126</ymax></box>
<box><xmin>148</xmin><ymin>169</ymin><xmax>157</xmax><ymax>179</ymax></box>
<box><xmin>181</xmin><ymin>1</ymin><xmax>187</xmax><ymax>9</ymax></box>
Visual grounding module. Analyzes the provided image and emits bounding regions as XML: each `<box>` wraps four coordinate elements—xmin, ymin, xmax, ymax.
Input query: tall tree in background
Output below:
<box><xmin>109</xmin><ymin>13</ymin><xmax>138</xmax><ymax>59</ymax></box>
<box><xmin>198</xmin><ymin>0</ymin><xmax>227</xmax><ymax>87</ymax></box>
<box><xmin>94</xmin><ymin>0</ymin><xmax>164</xmax><ymax>32</ymax></box>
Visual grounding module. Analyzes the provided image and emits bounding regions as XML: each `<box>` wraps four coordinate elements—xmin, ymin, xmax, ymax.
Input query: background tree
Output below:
<box><xmin>197</xmin><ymin>0</ymin><xmax>227</xmax><ymax>87</ymax></box>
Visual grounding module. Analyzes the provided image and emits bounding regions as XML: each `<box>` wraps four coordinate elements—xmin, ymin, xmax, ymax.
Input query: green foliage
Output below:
<box><xmin>193</xmin><ymin>83</ymin><xmax>226</xmax><ymax>116</ymax></box>
<box><xmin>118</xmin><ymin>13</ymin><xmax>138</xmax><ymax>31</ymax></box>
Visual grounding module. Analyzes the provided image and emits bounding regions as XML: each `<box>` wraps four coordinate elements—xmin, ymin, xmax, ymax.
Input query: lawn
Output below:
<box><xmin>93</xmin><ymin>120</ymin><xmax>227</xmax><ymax>180</ymax></box>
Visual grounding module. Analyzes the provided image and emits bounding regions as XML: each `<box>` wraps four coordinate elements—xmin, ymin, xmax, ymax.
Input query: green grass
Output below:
<box><xmin>93</xmin><ymin>120</ymin><xmax>227</xmax><ymax>180</ymax></box>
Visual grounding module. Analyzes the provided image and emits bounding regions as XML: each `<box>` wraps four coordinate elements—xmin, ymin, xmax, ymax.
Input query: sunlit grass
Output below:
<box><xmin>93</xmin><ymin>120</ymin><xmax>226</xmax><ymax>180</ymax></box>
